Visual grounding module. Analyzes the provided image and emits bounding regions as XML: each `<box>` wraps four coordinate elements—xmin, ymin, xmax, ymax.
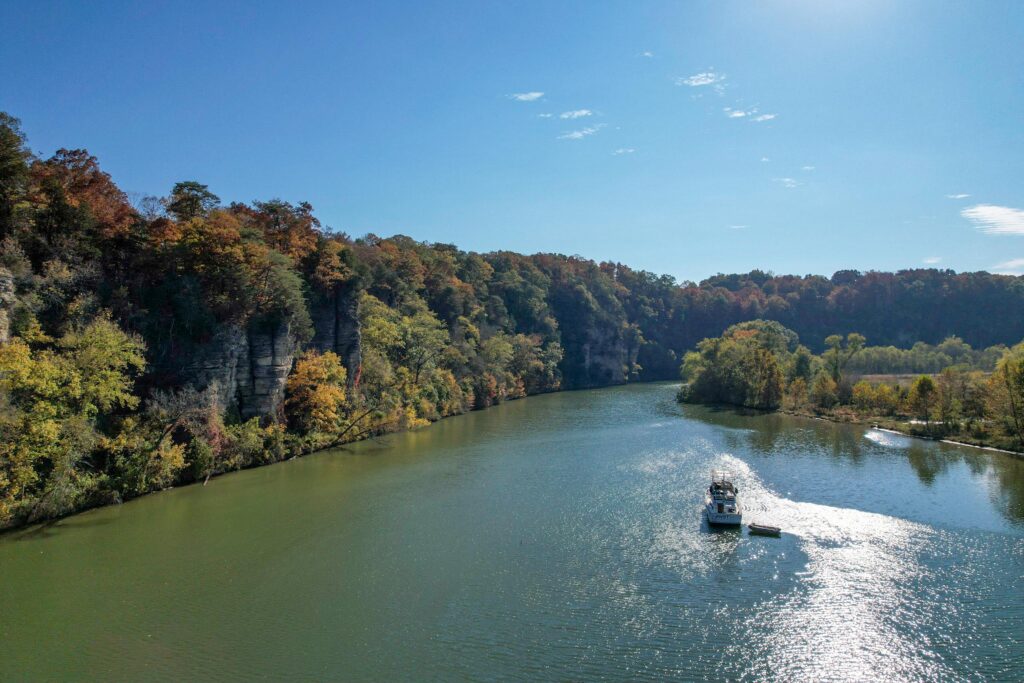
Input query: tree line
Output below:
<box><xmin>678</xmin><ymin>320</ymin><xmax>1024</xmax><ymax>451</ymax></box>
<box><xmin>1</xmin><ymin>111</ymin><xmax>1023</xmax><ymax>528</ymax></box>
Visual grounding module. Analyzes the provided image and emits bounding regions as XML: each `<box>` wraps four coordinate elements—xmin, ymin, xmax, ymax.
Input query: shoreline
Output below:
<box><xmin>2</xmin><ymin>379</ymin><xmax>674</xmax><ymax>537</ymax></box>
<box><xmin>777</xmin><ymin>409</ymin><xmax>1024</xmax><ymax>459</ymax></box>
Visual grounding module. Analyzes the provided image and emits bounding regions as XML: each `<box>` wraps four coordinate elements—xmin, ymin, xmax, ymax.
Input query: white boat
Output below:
<box><xmin>705</xmin><ymin>470</ymin><xmax>742</xmax><ymax>526</ymax></box>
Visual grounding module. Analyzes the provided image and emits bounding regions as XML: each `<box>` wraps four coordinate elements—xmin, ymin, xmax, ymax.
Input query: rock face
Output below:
<box><xmin>310</xmin><ymin>281</ymin><xmax>362</xmax><ymax>385</ymax></box>
<box><xmin>575</xmin><ymin>324</ymin><xmax>631</xmax><ymax>388</ymax></box>
<box><xmin>183</xmin><ymin>321</ymin><xmax>298</xmax><ymax>420</ymax></box>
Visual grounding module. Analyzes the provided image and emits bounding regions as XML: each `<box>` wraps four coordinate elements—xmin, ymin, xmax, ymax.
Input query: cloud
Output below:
<box><xmin>761</xmin><ymin>157</ymin><xmax>770</xmax><ymax>162</ymax></box>
<box><xmin>774</xmin><ymin>177</ymin><xmax>801</xmax><ymax>189</ymax></box>
<box><xmin>538</xmin><ymin>113</ymin><xmax>553</xmax><ymax>118</ymax></box>
<box><xmin>923</xmin><ymin>256</ymin><xmax>942</xmax><ymax>264</ymax></box>
<box><xmin>560</xmin><ymin>109</ymin><xmax>593</xmax><ymax>119</ymax></box>
<box><xmin>724</xmin><ymin>107</ymin><xmax>776</xmax><ymax>122</ymax></box>
<box><xmin>558</xmin><ymin>124</ymin><xmax>606</xmax><ymax>140</ymax></box>
<box><xmin>962</xmin><ymin>204</ymin><xmax>1024</xmax><ymax>235</ymax></box>
<box><xmin>992</xmin><ymin>258</ymin><xmax>1024</xmax><ymax>274</ymax></box>
<box><xmin>639</xmin><ymin>50</ymin><xmax>654</xmax><ymax>58</ymax></box>
<box><xmin>728</xmin><ymin>225</ymin><xmax>747</xmax><ymax>230</ymax></box>
<box><xmin>946</xmin><ymin>193</ymin><xmax>970</xmax><ymax>199</ymax></box>
<box><xmin>509</xmin><ymin>92</ymin><xmax>544</xmax><ymax>102</ymax></box>
<box><xmin>677</xmin><ymin>70</ymin><xmax>725</xmax><ymax>87</ymax></box>
<box><xmin>612</xmin><ymin>148</ymin><xmax>635</xmax><ymax>155</ymax></box>
<box><xmin>801</xmin><ymin>165</ymin><xmax>815</xmax><ymax>171</ymax></box>
<box><xmin>724</xmin><ymin>107</ymin><xmax>753</xmax><ymax>118</ymax></box>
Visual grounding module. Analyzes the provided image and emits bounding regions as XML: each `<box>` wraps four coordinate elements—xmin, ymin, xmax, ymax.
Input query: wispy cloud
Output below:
<box><xmin>923</xmin><ymin>256</ymin><xmax>942</xmax><ymax>264</ymax></box>
<box><xmin>962</xmin><ymin>204</ymin><xmax>1024</xmax><ymax>235</ymax></box>
<box><xmin>774</xmin><ymin>177</ymin><xmax>801</xmax><ymax>189</ymax></box>
<box><xmin>946</xmin><ymin>193</ymin><xmax>970</xmax><ymax>199</ymax></box>
<box><xmin>677</xmin><ymin>70</ymin><xmax>725</xmax><ymax>87</ymax></box>
<box><xmin>537</xmin><ymin>113</ymin><xmax>553</xmax><ymax>118</ymax></box>
<box><xmin>724</xmin><ymin>107</ymin><xmax>754</xmax><ymax>118</ymax></box>
<box><xmin>992</xmin><ymin>258</ymin><xmax>1024</xmax><ymax>275</ymax></box>
<box><xmin>558</xmin><ymin>124</ymin><xmax>606</xmax><ymax>140</ymax></box>
<box><xmin>612</xmin><ymin>148</ymin><xmax>635</xmax><ymax>155</ymax></box>
<box><xmin>723</xmin><ymin>107</ymin><xmax>776</xmax><ymax>122</ymax></box>
<box><xmin>560</xmin><ymin>109</ymin><xmax>592</xmax><ymax>120</ymax></box>
<box><xmin>801</xmin><ymin>165</ymin><xmax>815</xmax><ymax>171</ymax></box>
<box><xmin>639</xmin><ymin>50</ymin><xmax>654</xmax><ymax>58</ymax></box>
<box><xmin>761</xmin><ymin>157</ymin><xmax>770</xmax><ymax>162</ymax></box>
<box><xmin>728</xmin><ymin>225</ymin><xmax>747</xmax><ymax>230</ymax></box>
<box><xmin>509</xmin><ymin>91</ymin><xmax>544</xmax><ymax>102</ymax></box>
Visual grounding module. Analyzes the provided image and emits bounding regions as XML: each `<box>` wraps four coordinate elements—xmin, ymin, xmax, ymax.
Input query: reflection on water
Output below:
<box><xmin>1</xmin><ymin>383</ymin><xmax>1022</xmax><ymax>682</ymax></box>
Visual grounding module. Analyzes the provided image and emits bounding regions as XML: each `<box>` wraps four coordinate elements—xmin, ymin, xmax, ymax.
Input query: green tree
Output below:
<box><xmin>988</xmin><ymin>344</ymin><xmax>1024</xmax><ymax>446</ymax></box>
<box><xmin>809</xmin><ymin>372</ymin><xmax>838</xmax><ymax>411</ymax></box>
<box><xmin>0</xmin><ymin>113</ymin><xmax>32</xmax><ymax>237</ymax></box>
<box><xmin>823</xmin><ymin>332</ymin><xmax>866</xmax><ymax>384</ymax></box>
<box><xmin>166</xmin><ymin>181</ymin><xmax>219</xmax><ymax>221</ymax></box>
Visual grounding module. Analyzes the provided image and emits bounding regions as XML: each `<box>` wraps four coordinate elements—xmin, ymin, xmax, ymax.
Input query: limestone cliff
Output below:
<box><xmin>310</xmin><ymin>281</ymin><xmax>362</xmax><ymax>385</ymax></box>
<box><xmin>183</xmin><ymin>321</ymin><xmax>298</xmax><ymax>420</ymax></box>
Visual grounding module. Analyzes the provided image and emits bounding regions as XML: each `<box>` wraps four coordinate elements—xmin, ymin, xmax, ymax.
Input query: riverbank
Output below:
<box><xmin>779</xmin><ymin>406</ymin><xmax>1024</xmax><ymax>458</ymax></box>
<box><xmin>1</xmin><ymin>381</ymin><xmax>623</xmax><ymax>534</ymax></box>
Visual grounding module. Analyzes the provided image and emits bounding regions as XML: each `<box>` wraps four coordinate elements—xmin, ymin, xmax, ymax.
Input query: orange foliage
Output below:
<box><xmin>32</xmin><ymin>149</ymin><xmax>136</xmax><ymax>239</ymax></box>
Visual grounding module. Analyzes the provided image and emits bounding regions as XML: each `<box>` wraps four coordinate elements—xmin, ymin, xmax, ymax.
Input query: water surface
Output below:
<box><xmin>2</xmin><ymin>383</ymin><xmax>1022</xmax><ymax>681</ymax></box>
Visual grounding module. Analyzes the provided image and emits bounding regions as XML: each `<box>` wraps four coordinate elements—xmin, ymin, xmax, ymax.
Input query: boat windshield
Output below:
<box><xmin>709</xmin><ymin>470</ymin><xmax>737</xmax><ymax>495</ymax></box>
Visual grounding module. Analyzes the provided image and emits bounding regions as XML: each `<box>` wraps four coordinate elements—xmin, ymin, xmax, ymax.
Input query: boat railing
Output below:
<box><xmin>710</xmin><ymin>470</ymin><xmax>733</xmax><ymax>485</ymax></box>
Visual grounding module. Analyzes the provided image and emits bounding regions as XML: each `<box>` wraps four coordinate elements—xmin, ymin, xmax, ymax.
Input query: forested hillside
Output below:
<box><xmin>1</xmin><ymin>111</ymin><xmax>1023</xmax><ymax>527</ymax></box>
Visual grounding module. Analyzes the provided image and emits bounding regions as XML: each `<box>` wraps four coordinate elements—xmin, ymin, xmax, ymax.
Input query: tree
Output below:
<box><xmin>400</xmin><ymin>306</ymin><xmax>449</xmax><ymax>385</ymax></box>
<box><xmin>809</xmin><ymin>372</ymin><xmax>838</xmax><ymax>411</ymax></box>
<box><xmin>286</xmin><ymin>350</ymin><xmax>348</xmax><ymax>433</ymax></box>
<box><xmin>907</xmin><ymin>375</ymin><xmax>938</xmax><ymax>424</ymax></box>
<box><xmin>0</xmin><ymin>112</ymin><xmax>32</xmax><ymax>237</ymax></box>
<box><xmin>165</xmin><ymin>181</ymin><xmax>219</xmax><ymax>221</ymax></box>
<box><xmin>0</xmin><ymin>315</ymin><xmax>145</xmax><ymax>525</ymax></box>
<box><xmin>988</xmin><ymin>344</ymin><xmax>1024</xmax><ymax>446</ymax></box>
<box><xmin>823</xmin><ymin>332</ymin><xmax>866</xmax><ymax>384</ymax></box>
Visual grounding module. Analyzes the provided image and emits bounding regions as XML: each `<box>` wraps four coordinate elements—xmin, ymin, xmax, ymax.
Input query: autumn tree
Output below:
<box><xmin>286</xmin><ymin>350</ymin><xmax>348</xmax><ymax>433</ymax></box>
<box><xmin>906</xmin><ymin>375</ymin><xmax>938</xmax><ymax>424</ymax></box>
<box><xmin>0</xmin><ymin>315</ymin><xmax>146</xmax><ymax>525</ymax></box>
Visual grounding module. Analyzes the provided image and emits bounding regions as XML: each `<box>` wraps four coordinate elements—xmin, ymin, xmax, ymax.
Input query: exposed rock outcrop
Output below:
<box><xmin>310</xmin><ymin>281</ymin><xmax>362</xmax><ymax>385</ymax></box>
<box><xmin>182</xmin><ymin>321</ymin><xmax>298</xmax><ymax>420</ymax></box>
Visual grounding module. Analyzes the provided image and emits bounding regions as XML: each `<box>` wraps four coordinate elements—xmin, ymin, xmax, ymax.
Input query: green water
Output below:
<box><xmin>2</xmin><ymin>383</ymin><xmax>1023</xmax><ymax>681</ymax></box>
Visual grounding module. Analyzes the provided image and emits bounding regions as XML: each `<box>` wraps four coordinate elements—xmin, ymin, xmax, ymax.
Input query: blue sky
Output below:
<box><xmin>3</xmin><ymin>0</ymin><xmax>1024</xmax><ymax>281</ymax></box>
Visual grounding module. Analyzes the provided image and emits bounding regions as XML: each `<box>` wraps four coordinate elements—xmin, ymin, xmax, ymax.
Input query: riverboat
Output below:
<box><xmin>705</xmin><ymin>470</ymin><xmax>742</xmax><ymax>526</ymax></box>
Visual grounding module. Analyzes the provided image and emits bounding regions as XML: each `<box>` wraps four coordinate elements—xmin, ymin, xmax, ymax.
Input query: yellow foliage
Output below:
<box><xmin>286</xmin><ymin>350</ymin><xmax>347</xmax><ymax>433</ymax></box>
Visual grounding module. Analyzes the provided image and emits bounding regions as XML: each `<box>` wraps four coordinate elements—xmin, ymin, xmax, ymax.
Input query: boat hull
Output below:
<box><xmin>705</xmin><ymin>502</ymin><xmax>742</xmax><ymax>526</ymax></box>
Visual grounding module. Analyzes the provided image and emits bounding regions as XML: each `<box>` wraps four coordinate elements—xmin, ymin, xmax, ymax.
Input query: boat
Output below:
<box><xmin>748</xmin><ymin>523</ymin><xmax>782</xmax><ymax>537</ymax></box>
<box><xmin>705</xmin><ymin>470</ymin><xmax>742</xmax><ymax>526</ymax></box>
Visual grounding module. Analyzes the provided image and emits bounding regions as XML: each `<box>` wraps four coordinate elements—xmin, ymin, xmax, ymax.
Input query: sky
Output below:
<box><xmin>3</xmin><ymin>0</ymin><xmax>1024</xmax><ymax>282</ymax></box>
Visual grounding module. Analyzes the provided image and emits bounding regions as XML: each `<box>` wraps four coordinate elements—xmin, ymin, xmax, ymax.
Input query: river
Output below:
<box><xmin>1</xmin><ymin>383</ymin><xmax>1022</xmax><ymax>681</ymax></box>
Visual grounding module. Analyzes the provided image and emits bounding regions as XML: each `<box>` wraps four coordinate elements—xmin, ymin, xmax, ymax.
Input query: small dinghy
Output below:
<box><xmin>748</xmin><ymin>523</ymin><xmax>781</xmax><ymax>537</ymax></box>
